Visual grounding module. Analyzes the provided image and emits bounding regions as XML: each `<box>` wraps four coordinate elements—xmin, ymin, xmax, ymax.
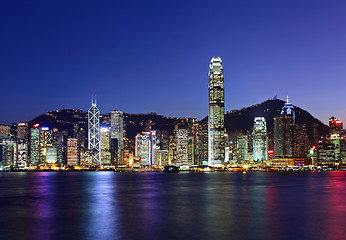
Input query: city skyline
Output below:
<box><xmin>1</xmin><ymin>1</ymin><xmax>346</xmax><ymax>125</ymax></box>
<box><xmin>2</xmin><ymin>2</ymin><xmax>346</xmax><ymax>240</ymax></box>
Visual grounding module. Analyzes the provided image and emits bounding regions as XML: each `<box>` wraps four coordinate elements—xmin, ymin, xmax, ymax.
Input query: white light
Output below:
<box><xmin>100</xmin><ymin>127</ymin><xmax>109</xmax><ymax>133</ymax></box>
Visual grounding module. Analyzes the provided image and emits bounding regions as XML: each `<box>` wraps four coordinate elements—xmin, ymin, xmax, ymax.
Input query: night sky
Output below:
<box><xmin>1</xmin><ymin>0</ymin><xmax>346</xmax><ymax>125</ymax></box>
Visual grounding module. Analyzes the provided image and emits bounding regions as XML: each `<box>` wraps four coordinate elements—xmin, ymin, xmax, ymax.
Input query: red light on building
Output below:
<box><xmin>312</xmin><ymin>146</ymin><xmax>316</xmax><ymax>150</ymax></box>
<box><xmin>268</xmin><ymin>150</ymin><xmax>274</xmax><ymax>154</ymax></box>
<box><xmin>336</xmin><ymin>120</ymin><xmax>342</xmax><ymax>124</ymax></box>
<box><xmin>34</xmin><ymin>124</ymin><xmax>40</xmax><ymax>128</ymax></box>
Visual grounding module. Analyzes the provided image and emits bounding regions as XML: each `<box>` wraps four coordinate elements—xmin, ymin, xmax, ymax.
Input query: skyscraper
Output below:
<box><xmin>17</xmin><ymin>123</ymin><xmax>28</xmax><ymax>140</ymax></box>
<box><xmin>208</xmin><ymin>57</ymin><xmax>225</xmax><ymax>166</ymax></box>
<box><xmin>30</xmin><ymin>126</ymin><xmax>40</xmax><ymax>166</ymax></box>
<box><xmin>252</xmin><ymin>117</ymin><xmax>268</xmax><ymax>162</ymax></box>
<box><xmin>274</xmin><ymin>98</ymin><xmax>295</xmax><ymax>158</ymax></box>
<box><xmin>100</xmin><ymin>127</ymin><xmax>111</xmax><ymax>165</ymax></box>
<box><xmin>329</xmin><ymin>117</ymin><xmax>343</xmax><ymax>136</ymax></box>
<box><xmin>329</xmin><ymin>117</ymin><xmax>343</xmax><ymax>162</ymax></box>
<box><xmin>135</xmin><ymin>132</ymin><xmax>151</xmax><ymax>166</ymax></box>
<box><xmin>67</xmin><ymin>138</ymin><xmax>78</xmax><ymax>166</ymax></box>
<box><xmin>88</xmin><ymin>96</ymin><xmax>100</xmax><ymax>166</ymax></box>
<box><xmin>39</xmin><ymin>127</ymin><xmax>52</xmax><ymax>165</ymax></box>
<box><xmin>175</xmin><ymin>128</ymin><xmax>189</xmax><ymax>166</ymax></box>
<box><xmin>135</xmin><ymin>131</ymin><xmax>157</xmax><ymax>166</ymax></box>
<box><xmin>110</xmin><ymin>110</ymin><xmax>124</xmax><ymax>165</ymax></box>
<box><xmin>16</xmin><ymin>139</ymin><xmax>27</xmax><ymax>169</ymax></box>
<box><xmin>0</xmin><ymin>125</ymin><xmax>10</xmax><ymax>138</ymax></box>
<box><xmin>274</xmin><ymin>97</ymin><xmax>308</xmax><ymax>163</ymax></box>
<box><xmin>237</xmin><ymin>135</ymin><xmax>249</xmax><ymax>163</ymax></box>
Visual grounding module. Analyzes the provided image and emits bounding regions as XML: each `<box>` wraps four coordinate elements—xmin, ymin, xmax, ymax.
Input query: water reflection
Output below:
<box><xmin>322</xmin><ymin>172</ymin><xmax>346</xmax><ymax>240</ymax></box>
<box><xmin>29</xmin><ymin>172</ymin><xmax>56</xmax><ymax>240</ymax></box>
<box><xmin>1</xmin><ymin>171</ymin><xmax>346</xmax><ymax>240</ymax></box>
<box><xmin>84</xmin><ymin>172</ymin><xmax>119</xmax><ymax>239</ymax></box>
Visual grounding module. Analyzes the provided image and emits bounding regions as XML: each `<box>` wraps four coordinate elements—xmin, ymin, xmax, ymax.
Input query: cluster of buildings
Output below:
<box><xmin>0</xmin><ymin>57</ymin><xmax>345</xmax><ymax>170</ymax></box>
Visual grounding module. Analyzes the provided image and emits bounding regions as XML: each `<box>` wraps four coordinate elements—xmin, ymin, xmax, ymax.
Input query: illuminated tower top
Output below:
<box><xmin>209</xmin><ymin>57</ymin><xmax>223</xmax><ymax>82</ymax></box>
<box><xmin>329</xmin><ymin>116</ymin><xmax>343</xmax><ymax>136</ymax></box>
<box><xmin>281</xmin><ymin>96</ymin><xmax>294</xmax><ymax>115</ymax></box>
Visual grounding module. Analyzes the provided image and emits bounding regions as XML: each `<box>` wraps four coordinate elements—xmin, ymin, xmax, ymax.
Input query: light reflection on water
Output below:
<box><xmin>0</xmin><ymin>171</ymin><xmax>346</xmax><ymax>240</ymax></box>
<box><xmin>84</xmin><ymin>172</ymin><xmax>119</xmax><ymax>239</ymax></box>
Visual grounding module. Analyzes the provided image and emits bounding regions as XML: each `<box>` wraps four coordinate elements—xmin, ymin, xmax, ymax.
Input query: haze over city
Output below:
<box><xmin>1</xmin><ymin>0</ymin><xmax>346</xmax><ymax>124</ymax></box>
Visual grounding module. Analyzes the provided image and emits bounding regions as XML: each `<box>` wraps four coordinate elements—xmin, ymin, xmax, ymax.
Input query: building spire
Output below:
<box><xmin>286</xmin><ymin>95</ymin><xmax>289</xmax><ymax>103</ymax></box>
<box><xmin>91</xmin><ymin>94</ymin><xmax>97</xmax><ymax>107</ymax></box>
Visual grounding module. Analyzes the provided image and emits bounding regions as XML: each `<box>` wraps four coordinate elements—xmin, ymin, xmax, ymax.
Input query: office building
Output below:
<box><xmin>274</xmin><ymin>98</ymin><xmax>295</xmax><ymax>158</ymax></box>
<box><xmin>252</xmin><ymin>117</ymin><xmax>268</xmax><ymax>162</ymax></box>
<box><xmin>16</xmin><ymin>139</ymin><xmax>27</xmax><ymax>169</ymax></box>
<box><xmin>110</xmin><ymin>110</ymin><xmax>124</xmax><ymax>165</ymax></box>
<box><xmin>17</xmin><ymin>123</ymin><xmax>28</xmax><ymax>140</ymax></box>
<box><xmin>208</xmin><ymin>57</ymin><xmax>225</xmax><ymax>166</ymax></box>
<box><xmin>237</xmin><ymin>135</ymin><xmax>249</xmax><ymax>163</ymax></box>
<box><xmin>30</xmin><ymin>126</ymin><xmax>40</xmax><ymax>166</ymax></box>
<box><xmin>100</xmin><ymin>127</ymin><xmax>111</xmax><ymax>165</ymax></box>
<box><xmin>88</xmin><ymin>96</ymin><xmax>100</xmax><ymax>166</ymax></box>
<box><xmin>175</xmin><ymin>128</ymin><xmax>189</xmax><ymax>166</ymax></box>
<box><xmin>67</xmin><ymin>138</ymin><xmax>78</xmax><ymax>166</ymax></box>
<box><xmin>135</xmin><ymin>131</ymin><xmax>157</xmax><ymax>166</ymax></box>
<box><xmin>0</xmin><ymin>125</ymin><xmax>10</xmax><ymax>138</ymax></box>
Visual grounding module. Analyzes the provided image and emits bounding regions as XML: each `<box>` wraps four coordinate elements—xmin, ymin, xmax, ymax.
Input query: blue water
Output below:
<box><xmin>0</xmin><ymin>171</ymin><xmax>345</xmax><ymax>240</ymax></box>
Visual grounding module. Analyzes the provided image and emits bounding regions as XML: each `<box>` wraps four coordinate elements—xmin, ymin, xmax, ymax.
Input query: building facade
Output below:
<box><xmin>100</xmin><ymin>127</ymin><xmax>111</xmax><ymax>165</ymax></box>
<box><xmin>175</xmin><ymin>128</ymin><xmax>189</xmax><ymax>166</ymax></box>
<box><xmin>110</xmin><ymin>110</ymin><xmax>124</xmax><ymax>166</ymax></box>
<box><xmin>274</xmin><ymin>99</ymin><xmax>295</xmax><ymax>158</ymax></box>
<box><xmin>88</xmin><ymin>96</ymin><xmax>100</xmax><ymax>166</ymax></box>
<box><xmin>135</xmin><ymin>131</ymin><xmax>157</xmax><ymax>166</ymax></box>
<box><xmin>67</xmin><ymin>138</ymin><xmax>78</xmax><ymax>166</ymax></box>
<box><xmin>252</xmin><ymin>117</ymin><xmax>268</xmax><ymax>162</ymax></box>
<box><xmin>30</xmin><ymin>127</ymin><xmax>40</xmax><ymax>166</ymax></box>
<box><xmin>208</xmin><ymin>57</ymin><xmax>225</xmax><ymax>166</ymax></box>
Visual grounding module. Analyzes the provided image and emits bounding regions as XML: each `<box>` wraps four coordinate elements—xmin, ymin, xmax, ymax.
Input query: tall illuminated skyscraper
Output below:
<box><xmin>30</xmin><ymin>125</ymin><xmax>40</xmax><ymax>166</ymax></box>
<box><xmin>274</xmin><ymin>98</ymin><xmax>294</xmax><ymax>158</ymax></box>
<box><xmin>39</xmin><ymin>126</ymin><xmax>51</xmax><ymax>165</ymax></box>
<box><xmin>135</xmin><ymin>132</ymin><xmax>151</xmax><ymax>166</ymax></box>
<box><xmin>252</xmin><ymin>117</ymin><xmax>268</xmax><ymax>162</ymax></box>
<box><xmin>135</xmin><ymin>131</ymin><xmax>157</xmax><ymax>166</ymax></box>
<box><xmin>100</xmin><ymin>127</ymin><xmax>111</xmax><ymax>165</ymax></box>
<box><xmin>67</xmin><ymin>138</ymin><xmax>78</xmax><ymax>166</ymax></box>
<box><xmin>329</xmin><ymin>117</ymin><xmax>343</xmax><ymax>162</ymax></box>
<box><xmin>110</xmin><ymin>110</ymin><xmax>124</xmax><ymax>165</ymax></box>
<box><xmin>88</xmin><ymin>96</ymin><xmax>100</xmax><ymax>166</ymax></box>
<box><xmin>208</xmin><ymin>57</ymin><xmax>225</xmax><ymax>166</ymax></box>
<box><xmin>175</xmin><ymin>128</ymin><xmax>189</xmax><ymax>166</ymax></box>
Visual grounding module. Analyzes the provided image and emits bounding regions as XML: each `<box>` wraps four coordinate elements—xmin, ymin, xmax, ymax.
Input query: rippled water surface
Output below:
<box><xmin>1</xmin><ymin>171</ymin><xmax>346</xmax><ymax>240</ymax></box>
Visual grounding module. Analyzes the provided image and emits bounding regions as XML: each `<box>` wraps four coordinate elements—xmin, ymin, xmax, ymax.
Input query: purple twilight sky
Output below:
<box><xmin>1</xmin><ymin>0</ymin><xmax>346</xmax><ymax>125</ymax></box>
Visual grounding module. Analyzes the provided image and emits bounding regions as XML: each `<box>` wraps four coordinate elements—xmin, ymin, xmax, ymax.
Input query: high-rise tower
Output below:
<box><xmin>274</xmin><ymin>97</ymin><xmax>294</xmax><ymax>158</ymax></box>
<box><xmin>253</xmin><ymin>117</ymin><xmax>268</xmax><ymax>162</ymax></box>
<box><xmin>110</xmin><ymin>110</ymin><xmax>124</xmax><ymax>166</ymax></box>
<box><xmin>208</xmin><ymin>57</ymin><xmax>225</xmax><ymax>166</ymax></box>
<box><xmin>88</xmin><ymin>95</ymin><xmax>100</xmax><ymax>166</ymax></box>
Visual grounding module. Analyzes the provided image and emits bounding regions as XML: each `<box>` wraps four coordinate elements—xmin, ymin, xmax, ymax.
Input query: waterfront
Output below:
<box><xmin>0</xmin><ymin>171</ymin><xmax>346</xmax><ymax>240</ymax></box>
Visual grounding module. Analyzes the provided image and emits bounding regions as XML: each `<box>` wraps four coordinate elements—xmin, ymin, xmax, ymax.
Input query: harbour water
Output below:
<box><xmin>0</xmin><ymin>171</ymin><xmax>346</xmax><ymax>240</ymax></box>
